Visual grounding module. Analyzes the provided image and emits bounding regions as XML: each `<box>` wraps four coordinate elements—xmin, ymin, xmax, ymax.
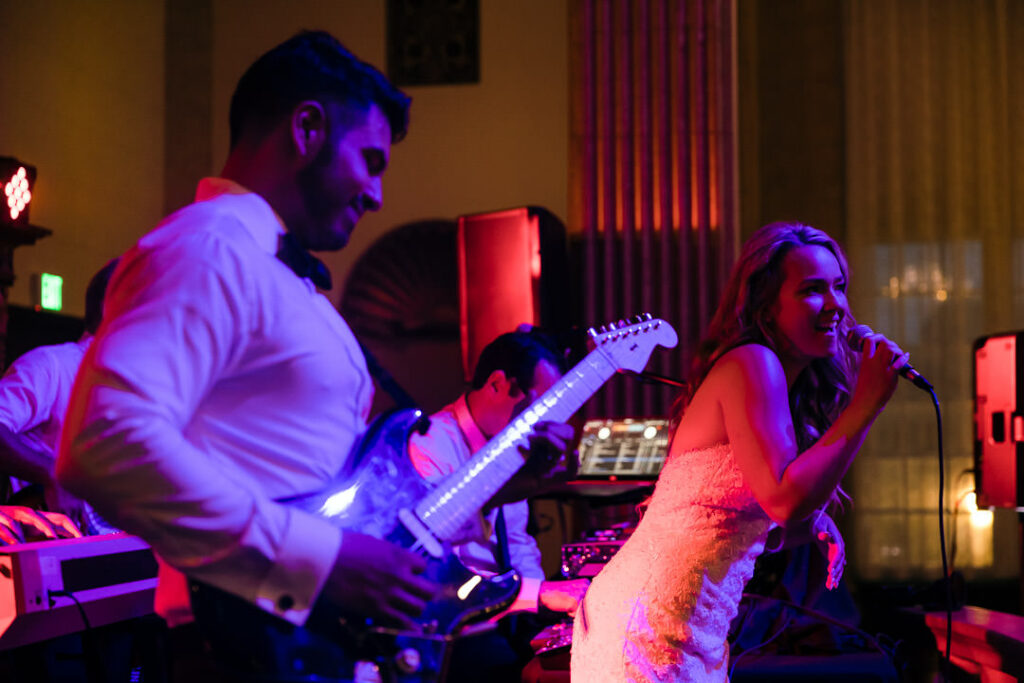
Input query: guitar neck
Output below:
<box><xmin>414</xmin><ymin>349</ymin><xmax>617</xmax><ymax>540</ymax></box>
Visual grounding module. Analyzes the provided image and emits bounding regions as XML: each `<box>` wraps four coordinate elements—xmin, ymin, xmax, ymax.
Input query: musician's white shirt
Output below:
<box><xmin>0</xmin><ymin>337</ymin><xmax>90</xmax><ymax>496</ymax></box>
<box><xmin>408</xmin><ymin>395</ymin><xmax>545</xmax><ymax>612</ymax></box>
<box><xmin>59</xmin><ymin>178</ymin><xmax>373</xmax><ymax>627</ymax></box>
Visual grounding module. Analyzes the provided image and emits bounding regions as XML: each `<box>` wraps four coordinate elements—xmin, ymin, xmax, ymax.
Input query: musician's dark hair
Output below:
<box><xmin>674</xmin><ymin>221</ymin><xmax>857</xmax><ymax>453</ymax></box>
<box><xmin>84</xmin><ymin>258</ymin><xmax>119</xmax><ymax>335</ymax></box>
<box><xmin>228</xmin><ymin>30</ymin><xmax>410</xmax><ymax>149</ymax></box>
<box><xmin>472</xmin><ymin>328</ymin><xmax>566</xmax><ymax>393</ymax></box>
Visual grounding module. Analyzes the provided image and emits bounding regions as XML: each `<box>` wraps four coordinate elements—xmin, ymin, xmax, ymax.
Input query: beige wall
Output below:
<box><xmin>0</xmin><ymin>0</ymin><xmax>569</xmax><ymax>316</ymax></box>
<box><xmin>0</xmin><ymin>1</ymin><xmax>166</xmax><ymax>317</ymax></box>
<box><xmin>210</xmin><ymin>0</ymin><xmax>570</xmax><ymax>305</ymax></box>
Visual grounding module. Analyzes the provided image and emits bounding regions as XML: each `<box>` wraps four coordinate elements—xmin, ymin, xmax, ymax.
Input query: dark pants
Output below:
<box><xmin>446</xmin><ymin>613</ymin><xmax>547</xmax><ymax>683</ymax></box>
<box><xmin>187</xmin><ymin>581</ymin><xmax>454</xmax><ymax>682</ymax></box>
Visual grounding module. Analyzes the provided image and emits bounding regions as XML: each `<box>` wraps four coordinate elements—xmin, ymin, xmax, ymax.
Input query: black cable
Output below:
<box><xmin>728</xmin><ymin>611</ymin><xmax>793</xmax><ymax>678</ymax></box>
<box><xmin>49</xmin><ymin>589</ymin><xmax>107</xmax><ymax>683</ymax></box>
<box><xmin>948</xmin><ymin>469</ymin><xmax>976</xmax><ymax>574</ymax></box>
<box><xmin>729</xmin><ymin>592</ymin><xmax>900</xmax><ymax>678</ymax></box>
<box><xmin>49</xmin><ymin>588</ymin><xmax>90</xmax><ymax>630</ymax></box>
<box><xmin>616</xmin><ymin>369</ymin><xmax>687</xmax><ymax>388</ymax></box>
<box><xmin>928</xmin><ymin>386</ymin><xmax>952</xmax><ymax>683</ymax></box>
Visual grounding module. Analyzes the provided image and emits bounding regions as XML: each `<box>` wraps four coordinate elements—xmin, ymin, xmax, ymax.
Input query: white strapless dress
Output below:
<box><xmin>570</xmin><ymin>444</ymin><xmax>775</xmax><ymax>682</ymax></box>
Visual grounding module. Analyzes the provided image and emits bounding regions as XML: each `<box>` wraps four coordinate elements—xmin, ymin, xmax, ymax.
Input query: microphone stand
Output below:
<box><xmin>617</xmin><ymin>369</ymin><xmax>687</xmax><ymax>389</ymax></box>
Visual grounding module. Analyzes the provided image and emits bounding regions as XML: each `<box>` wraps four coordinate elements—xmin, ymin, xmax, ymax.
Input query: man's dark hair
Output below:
<box><xmin>471</xmin><ymin>329</ymin><xmax>566</xmax><ymax>392</ymax></box>
<box><xmin>229</xmin><ymin>30</ymin><xmax>410</xmax><ymax>148</ymax></box>
<box><xmin>84</xmin><ymin>258</ymin><xmax>119</xmax><ymax>335</ymax></box>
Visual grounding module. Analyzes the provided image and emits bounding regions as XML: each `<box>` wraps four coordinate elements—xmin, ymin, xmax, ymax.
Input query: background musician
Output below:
<box><xmin>409</xmin><ymin>328</ymin><xmax>588</xmax><ymax>681</ymax></box>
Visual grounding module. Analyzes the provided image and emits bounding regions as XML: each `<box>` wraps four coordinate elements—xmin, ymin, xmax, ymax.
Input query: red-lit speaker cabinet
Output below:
<box><xmin>457</xmin><ymin>207</ymin><xmax>569</xmax><ymax>382</ymax></box>
<box><xmin>974</xmin><ymin>332</ymin><xmax>1024</xmax><ymax>509</ymax></box>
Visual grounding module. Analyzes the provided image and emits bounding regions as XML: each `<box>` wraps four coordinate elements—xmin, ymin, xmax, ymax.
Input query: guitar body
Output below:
<box><xmin>266</xmin><ymin>316</ymin><xmax>677</xmax><ymax>679</ymax></box>
<box><xmin>283</xmin><ymin>409</ymin><xmax>523</xmax><ymax>635</ymax></box>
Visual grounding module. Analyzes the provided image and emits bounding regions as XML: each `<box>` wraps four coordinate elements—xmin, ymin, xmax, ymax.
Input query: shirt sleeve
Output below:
<box><xmin>0</xmin><ymin>347</ymin><xmax>60</xmax><ymax>434</ymax></box>
<box><xmin>407</xmin><ymin>417</ymin><xmax>463</xmax><ymax>481</ymax></box>
<box><xmin>407</xmin><ymin>415</ymin><xmax>492</xmax><ymax>545</ymax></box>
<box><xmin>504</xmin><ymin>501</ymin><xmax>545</xmax><ymax>581</ymax></box>
<box><xmin>502</xmin><ymin>502</ymin><xmax>544</xmax><ymax>613</ymax></box>
<box><xmin>57</xmin><ymin>227</ymin><xmax>341</xmax><ymax>626</ymax></box>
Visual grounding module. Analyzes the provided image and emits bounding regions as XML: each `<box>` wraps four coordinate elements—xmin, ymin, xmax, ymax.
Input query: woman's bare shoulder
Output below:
<box><xmin>707</xmin><ymin>343</ymin><xmax>785</xmax><ymax>383</ymax></box>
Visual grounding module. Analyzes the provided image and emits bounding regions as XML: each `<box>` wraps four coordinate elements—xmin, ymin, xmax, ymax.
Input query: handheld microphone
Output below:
<box><xmin>846</xmin><ymin>324</ymin><xmax>933</xmax><ymax>392</ymax></box>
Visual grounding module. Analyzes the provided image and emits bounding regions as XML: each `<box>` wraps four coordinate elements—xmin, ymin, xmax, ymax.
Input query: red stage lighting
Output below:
<box><xmin>0</xmin><ymin>157</ymin><xmax>37</xmax><ymax>227</ymax></box>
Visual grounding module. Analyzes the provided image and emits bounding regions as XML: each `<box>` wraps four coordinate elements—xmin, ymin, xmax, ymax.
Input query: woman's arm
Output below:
<box><xmin>714</xmin><ymin>335</ymin><xmax>904</xmax><ymax>524</ymax></box>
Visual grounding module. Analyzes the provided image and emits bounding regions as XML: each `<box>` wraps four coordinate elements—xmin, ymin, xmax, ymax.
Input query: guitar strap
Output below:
<box><xmin>356</xmin><ymin>340</ymin><xmax>431</xmax><ymax>434</ymax></box>
<box><xmin>356</xmin><ymin>340</ymin><xmax>418</xmax><ymax>410</ymax></box>
<box><xmin>495</xmin><ymin>506</ymin><xmax>512</xmax><ymax>572</ymax></box>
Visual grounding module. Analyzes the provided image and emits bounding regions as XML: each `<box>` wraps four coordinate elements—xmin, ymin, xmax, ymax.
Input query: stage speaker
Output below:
<box><xmin>457</xmin><ymin>206</ymin><xmax>569</xmax><ymax>382</ymax></box>
<box><xmin>974</xmin><ymin>331</ymin><xmax>1024</xmax><ymax>509</ymax></box>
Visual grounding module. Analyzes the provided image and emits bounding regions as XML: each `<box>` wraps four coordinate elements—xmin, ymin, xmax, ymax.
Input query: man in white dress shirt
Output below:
<box><xmin>408</xmin><ymin>329</ymin><xmax>587</xmax><ymax>681</ymax></box>
<box><xmin>0</xmin><ymin>259</ymin><xmax>117</xmax><ymax>534</ymax></box>
<box><xmin>57</xmin><ymin>31</ymin><xmax>436</xmax><ymax>680</ymax></box>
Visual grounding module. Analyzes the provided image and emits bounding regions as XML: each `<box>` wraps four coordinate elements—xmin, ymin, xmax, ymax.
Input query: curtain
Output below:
<box><xmin>844</xmin><ymin>0</ymin><xmax>1024</xmax><ymax>580</ymax></box>
<box><xmin>569</xmin><ymin>0</ymin><xmax>738</xmax><ymax>419</ymax></box>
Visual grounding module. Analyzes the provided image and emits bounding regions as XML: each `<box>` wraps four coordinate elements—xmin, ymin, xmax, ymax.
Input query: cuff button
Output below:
<box><xmin>277</xmin><ymin>594</ymin><xmax>295</xmax><ymax>611</ymax></box>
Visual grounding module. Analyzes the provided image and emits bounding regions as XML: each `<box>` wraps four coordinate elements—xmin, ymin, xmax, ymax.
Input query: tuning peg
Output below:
<box><xmin>587</xmin><ymin>327</ymin><xmax>597</xmax><ymax>338</ymax></box>
<box><xmin>608</xmin><ymin>322</ymin><xmax>617</xmax><ymax>331</ymax></box>
<box><xmin>645</xmin><ymin>312</ymin><xmax>653</xmax><ymax>321</ymax></box>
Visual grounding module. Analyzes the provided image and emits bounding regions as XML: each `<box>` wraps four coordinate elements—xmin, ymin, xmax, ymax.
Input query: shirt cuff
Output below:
<box><xmin>507</xmin><ymin>576</ymin><xmax>543</xmax><ymax>613</ymax></box>
<box><xmin>254</xmin><ymin>508</ymin><xmax>342</xmax><ymax>626</ymax></box>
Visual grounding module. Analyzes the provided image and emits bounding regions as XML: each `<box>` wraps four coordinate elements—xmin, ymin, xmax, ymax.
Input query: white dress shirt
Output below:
<box><xmin>0</xmin><ymin>338</ymin><xmax>89</xmax><ymax>457</ymax></box>
<box><xmin>59</xmin><ymin>178</ymin><xmax>373</xmax><ymax>626</ymax></box>
<box><xmin>0</xmin><ymin>338</ymin><xmax>90</xmax><ymax>496</ymax></box>
<box><xmin>408</xmin><ymin>395</ymin><xmax>544</xmax><ymax>612</ymax></box>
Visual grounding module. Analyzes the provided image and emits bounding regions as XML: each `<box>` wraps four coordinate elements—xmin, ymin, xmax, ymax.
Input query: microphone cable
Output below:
<box><xmin>926</xmin><ymin>384</ymin><xmax>954</xmax><ymax>683</ymax></box>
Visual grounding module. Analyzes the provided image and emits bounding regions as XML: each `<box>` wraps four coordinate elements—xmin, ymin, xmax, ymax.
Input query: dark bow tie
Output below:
<box><xmin>276</xmin><ymin>232</ymin><xmax>332</xmax><ymax>290</ymax></box>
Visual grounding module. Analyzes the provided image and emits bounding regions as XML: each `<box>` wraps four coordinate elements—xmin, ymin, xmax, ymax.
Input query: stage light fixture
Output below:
<box><xmin>0</xmin><ymin>157</ymin><xmax>37</xmax><ymax>227</ymax></box>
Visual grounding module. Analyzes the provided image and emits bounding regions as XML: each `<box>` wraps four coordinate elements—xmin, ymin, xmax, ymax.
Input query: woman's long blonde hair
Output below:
<box><xmin>674</xmin><ymin>221</ymin><xmax>858</xmax><ymax>453</ymax></box>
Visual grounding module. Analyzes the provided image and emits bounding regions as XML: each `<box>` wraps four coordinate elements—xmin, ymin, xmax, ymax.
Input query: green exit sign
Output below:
<box><xmin>39</xmin><ymin>273</ymin><xmax>62</xmax><ymax>311</ymax></box>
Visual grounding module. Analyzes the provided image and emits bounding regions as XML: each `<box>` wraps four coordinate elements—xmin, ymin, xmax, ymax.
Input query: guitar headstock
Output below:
<box><xmin>588</xmin><ymin>314</ymin><xmax>679</xmax><ymax>372</ymax></box>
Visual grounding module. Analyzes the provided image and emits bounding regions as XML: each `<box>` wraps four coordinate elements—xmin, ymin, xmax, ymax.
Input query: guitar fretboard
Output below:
<box><xmin>415</xmin><ymin>349</ymin><xmax>616</xmax><ymax>540</ymax></box>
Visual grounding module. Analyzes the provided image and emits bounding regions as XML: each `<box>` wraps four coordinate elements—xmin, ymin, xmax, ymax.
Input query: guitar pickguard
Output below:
<box><xmin>284</xmin><ymin>410</ymin><xmax>435</xmax><ymax>541</ymax></box>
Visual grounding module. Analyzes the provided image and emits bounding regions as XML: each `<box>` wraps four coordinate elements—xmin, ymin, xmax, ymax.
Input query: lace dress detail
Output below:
<box><xmin>571</xmin><ymin>444</ymin><xmax>775</xmax><ymax>682</ymax></box>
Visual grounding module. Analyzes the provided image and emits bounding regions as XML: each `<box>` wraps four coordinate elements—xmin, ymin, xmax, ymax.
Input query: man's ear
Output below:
<box><xmin>290</xmin><ymin>101</ymin><xmax>328</xmax><ymax>162</ymax></box>
<box><xmin>485</xmin><ymin>369</ymin><xmax>523</xmax><ymax>399</ymax></box>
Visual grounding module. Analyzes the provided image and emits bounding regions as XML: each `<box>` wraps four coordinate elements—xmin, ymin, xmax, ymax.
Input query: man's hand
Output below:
<box><xmin>538</xmin><ymin>578</ymin><xmax>589</xmax><ymax>617</ymax></box>
<box><xmin>521</xmin><ymin>421</ymin><xmax>577</xmax><ymax>482</ymax></box>
<box><xmin>43</xmin><ymin>483</ymin><xmax>89</xmax><ymax>533</ymax></box>
<box><xmin>812</xmin><ymin>510</ymin><xmax>846</xmax><ymax>590</ymax></box>
<box><xmin>0</xmin><ymin>505</ymin><xmax>83</xmax><ymax>545</ymax></box>
<box><xmin>320</xmin><ymin>532</ymin><xmax>439</xmax><ymax>630</ymax></box>
<box><xmin>489</xmin><ymin>421</ymin><xmax>576</xmax><ymax>508</ymax></box>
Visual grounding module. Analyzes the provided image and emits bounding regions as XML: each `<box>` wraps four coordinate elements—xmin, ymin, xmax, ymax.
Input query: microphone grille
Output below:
<box><xmin>846</xmin><ymin>324</ymin><xmax>874</xmax><ymax>349</ymax></box>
